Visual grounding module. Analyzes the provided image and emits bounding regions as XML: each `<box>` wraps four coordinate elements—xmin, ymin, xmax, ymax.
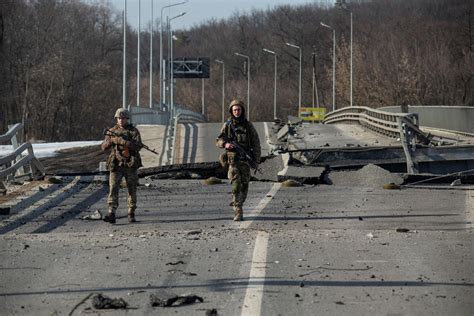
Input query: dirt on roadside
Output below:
<box><xmin>39</xmin><ymin>145</ymin><xmax>109</xmax><ymax>174</ymax></box>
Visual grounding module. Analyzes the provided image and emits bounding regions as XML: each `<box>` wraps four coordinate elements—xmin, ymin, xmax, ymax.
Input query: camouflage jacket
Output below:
<box><xmin>101</xmin><ymin>124</ymin><xmax>143</xmax><ymax>170</ymax></box>
<box><xmin>216</xmin><ymin>118</ymin><xmax>261</xmax><ymax>163</ymax></box>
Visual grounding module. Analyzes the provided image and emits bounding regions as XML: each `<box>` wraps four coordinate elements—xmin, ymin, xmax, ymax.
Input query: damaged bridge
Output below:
<box><xmin>270</xmin><ymin>106</ymin><xmax>474</xmax><ymax>185</ymax></box>
<box><xmin>1</xmin><ymin>106</ymin><xmax>474</xmax><ymax>315</ymax></box>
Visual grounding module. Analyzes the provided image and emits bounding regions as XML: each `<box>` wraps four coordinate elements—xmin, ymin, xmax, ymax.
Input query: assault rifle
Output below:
<box><xmin>104</xmin><ymin>128</ymin><xmax>159</xmax><ymax>155</ymax></box>
<box><xmin>219</xmin><ymin>134</ymin><xmax>260</xmax><ymax>172</ymax></box>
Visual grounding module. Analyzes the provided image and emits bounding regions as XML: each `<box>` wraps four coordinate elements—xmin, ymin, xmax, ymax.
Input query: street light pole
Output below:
<box><xmin>286</xmin><ymin>42</ymin><xmax>302</xmax><ymax>116</ymax></box>
<box><xmin>215</xmin><ymin>59</ymin><xmax>225</xmax><ymax>122</ymax></box>
<box><xmin>122</xmin><ymin>0</ymin><xmax>127</xmax><ymax>109</ymax></box>
<box><xmin>169</xmin><ymin>12</ymin><xmax>186</xmax><ymax>116</ymax></box>
<box><xmin>312</xmin><ymin>52</ymin><xmax>320</xmax><ymax>108</ymax></box>
<box><xmin>321</xmin><ymin>22</ymin><xmax>336</xmax><ymax>112</ymax></box>
<box><xmin>137</xmin><ymin>0</ymin><xmax>141</xmax><ymax>107</ymax></box>
<box><xmin>234</xmin><ymin>52</ymin><xmax>250</xmax><ymax>121</ymax></box>
<box><xmin>160</xmin><ymin>0</ymin><xmax>188</xmax><ymax>110</ymax></box>
<box><xmin>201</xmin><ymin>79</ymin><xmax>205</xmax><ymax>115</ymax></box>
<box><xmin>350</xmin><ymin>11</ymin><xmax>353</xmax><ymax>107</ymax></box>
<box><xmin>149</xmin><ymin>0</ymin><xmax>153</xmax><ymax>108</ymax></box>
<box><xmin>263</xmin><ymin>48</ymin><xmax>278</xmax><ymax>120</ymax></box>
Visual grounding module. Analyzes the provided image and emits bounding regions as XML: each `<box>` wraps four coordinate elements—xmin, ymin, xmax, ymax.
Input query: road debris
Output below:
<box><xmin>91</xmin><ymin>293</ymin><xmax>128</xmax><ymax>309</ymax></box>
<box><xmin>150</xmin><ymin>292</ymin><xmax>203</xmax><ymax>307</ymax></box>
<box><xmin>46</xmin><ymin>176</ymin><xmax>63</xmax><ymax>184</ymax></box>
<box><xmin>203</xmin><ymin>177</ymin><xmax>222</xmax><ymax>185</ymax></box>
<box><xmin>450</xmin><ymin>179</ymin><xmax>462</xmax><ymax>186</ymax></box>
<box><xmin>396</xmin><ymin>228</ymin><xmax>410</xmax><ymax>233</ymax></box>
<box><xmin>383</xmin><ymin>183</ymin><xmax>401</xmax><ymax>190</ymax></box>
<box><xmin>330</xmin><ymin>164</ymin><xmax>404</xmax><ymax>188</ymax></box>
<box><xmin>81</xmin><ymin>210</ymin><xmax>102</xmax><ymax>220</ymax></box>
<box><xmin>166</xmin><ymin>260</ymin><xmax>185</xmax><ymax>265</ymax></box>
<box><xmin>68</xmin><ymin>293</ymin><xmax>94</xmax><ymax>316</ymax></box>
<box><xmin>206</xmin><ymin>308</ymin><xmax>218</xmax><ymax>316</ymax></box>
<box><xmin>281</xmin><ymin>179</ymin><xmax>303</xmax><ymax>187</ymax></box>
<box><xmin>187</xmin><ymin>230</ymin><xmax>202</xmax><ymax>235</ymax></box>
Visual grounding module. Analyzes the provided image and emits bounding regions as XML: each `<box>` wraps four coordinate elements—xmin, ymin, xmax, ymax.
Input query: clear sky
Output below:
<box><xmin>99</xmin><ymin>0</ymin><xmax>331</xmax><ymax>30</ymax></box>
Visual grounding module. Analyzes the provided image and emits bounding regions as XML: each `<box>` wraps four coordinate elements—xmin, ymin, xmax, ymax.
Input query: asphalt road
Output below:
<box><xmin>173</xmin><ymin>122</ymin><xmax>272</xmax><ymax>164</ymax></box>
<box><xmin>0</xmin><ymin>123</ymin><xmax>473</xmax><ymax>315</ymax></box>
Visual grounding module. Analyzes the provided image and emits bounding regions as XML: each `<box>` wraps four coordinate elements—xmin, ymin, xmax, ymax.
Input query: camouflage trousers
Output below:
<box><xmin>228</xmin><ymin>162</ymin><xmax>251</xmax><ymax>208</ymax></box>
<box><xmin>107</xmin><ymin>166</ymin><xmax>139</xmax><ymax>213</ymax></box>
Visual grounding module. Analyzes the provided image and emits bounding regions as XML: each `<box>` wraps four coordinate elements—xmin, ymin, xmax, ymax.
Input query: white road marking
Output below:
<box><xmin>264</xmin><ymin>122</ymin><xmax>270</xmax><ymax>142</ymax></box>
<box><xmin>241</xmin><ymin>230</ymin><xmax>269</xmax><ymax>316</ymax></box>
<box><xmin>238</xmin><ymin>183</ymin><xmax>280</xmax><ymax>315</ymax></box>
<box><xmin>235</xmin><ymin>124</ymin><xmax>279</xmax><ymax>314</ymax></box>
<box><xmin>466</xmin><ymin>191</ymin><xmax>474</xmax><ymax>229</ymax></box>
<box><xmin>239</xmin><ymin>183</ymin><xmax>281</xmax><ymax>230</ymax></box>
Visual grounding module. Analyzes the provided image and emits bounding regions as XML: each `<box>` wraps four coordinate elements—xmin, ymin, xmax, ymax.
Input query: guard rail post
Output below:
<box><xmin>0</xmin><ymin>123</ymin><xmax>45</xmax><ymax>193</ymax></box>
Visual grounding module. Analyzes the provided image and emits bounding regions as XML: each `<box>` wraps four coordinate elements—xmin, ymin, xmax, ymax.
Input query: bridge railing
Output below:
<box><xmin>161</xmin><ymin>106</ymin><xmax>206</xmax><ymax>165</ymax></box>
<box><xmin>0</xmin><ymin>123</ymin><xmax>45</xmax><ymax>193</ymax></box>
<box><xmin>323</xmin><ymin>106</ymin><xmax>418</xmax><ymax>138</ymax></box>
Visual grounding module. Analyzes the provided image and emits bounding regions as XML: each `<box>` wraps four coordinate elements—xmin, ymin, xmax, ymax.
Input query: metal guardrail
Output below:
<box><xmin>0</xmin><ymin>123</ymin><xmax>45</xmax><ymax>193</ymax></box>
<box><xmin>323</xmin><ymin>106</ymin><xmax>418</xmax><ymax>138</ymax></box>
<box><xmin>161</xmin><ymin>106</ymin><xmax>206</xmax><ymax>165</ymax></box>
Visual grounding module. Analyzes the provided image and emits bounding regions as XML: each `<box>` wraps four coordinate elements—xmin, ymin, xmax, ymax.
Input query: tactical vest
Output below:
<box><xmin>226</xmin><ymin>119</ymin><xmax>251</xmax><ymax>152</ymax></box>
<box><xmin>107</xmin><ymin>125</ymin><xmax>142</xmax><ymax>170</ymax></box>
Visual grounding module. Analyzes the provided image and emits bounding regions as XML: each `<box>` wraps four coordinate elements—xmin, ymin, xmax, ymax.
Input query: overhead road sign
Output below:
<box><xmin>173</xmin><ymin>57</ymin><xmax>210</xmax><ymax>78</ymax></box>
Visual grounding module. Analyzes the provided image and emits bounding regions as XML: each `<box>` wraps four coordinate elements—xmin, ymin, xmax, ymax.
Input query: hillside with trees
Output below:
<box><xmin>1</xmin><ymin>0</ymin><xmax>472</xmax><ymax>141</ymax></box>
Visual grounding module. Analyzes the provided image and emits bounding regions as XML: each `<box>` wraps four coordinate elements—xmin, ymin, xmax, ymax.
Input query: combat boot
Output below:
<box><xmin>128</xmin><ymin>209</ymin><xmax>136</xmax><ymax>223</ymax></box>
<box><xmin>103</xmin><ymin>209</ymin><xmax>116</xmax><ymax>224</ymax></box>
<box><xmin>233</xmin><ymin>206</ymin><xmax>243</xmax><ymax>221</ymax></box>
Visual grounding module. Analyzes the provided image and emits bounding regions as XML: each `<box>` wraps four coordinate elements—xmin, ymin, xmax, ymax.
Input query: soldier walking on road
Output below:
<box><xmin>216</xmin><ymin>99</ymin><xmax>261</xmax><ymax>221</ymax></box>
<box><xmin>101</xmin><ymin>108</ymin><xmax>143</xmax><ymax>224</ymax></box>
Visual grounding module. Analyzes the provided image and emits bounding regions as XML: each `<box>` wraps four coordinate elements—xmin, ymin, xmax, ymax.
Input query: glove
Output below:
<box><xmin>112</xmin><ymin>136</ymin><xmax>130</xmax><ymax>146</ymax></box>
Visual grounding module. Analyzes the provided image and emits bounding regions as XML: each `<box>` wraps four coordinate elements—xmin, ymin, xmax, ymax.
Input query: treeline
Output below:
<box><xmin>1</xmin><ymin>0</ymin><xmax>472</xmax><ymax>141</ymax></box>
<box><xmin>0</xmin><ymin>0</ymin><xmax>124</xmax><ymax>141</ymax></box>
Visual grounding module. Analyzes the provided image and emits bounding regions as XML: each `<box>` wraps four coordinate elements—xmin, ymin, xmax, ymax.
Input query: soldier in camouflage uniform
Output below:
<box><xmin>216</xmin><ymin>99</ymin><xmax>261</xmax><ymax>221</ymax></box>
<box><xmin>101</xmin><ymin>108</ymin><xmax>143</xmax><ymax>224</ymax></box>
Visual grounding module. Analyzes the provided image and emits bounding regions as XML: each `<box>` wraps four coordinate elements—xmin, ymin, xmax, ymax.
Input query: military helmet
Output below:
<box><xmin>114</xmin><ymin>108</ymin><xmax>131</xmax><ymax>119</ymax></box>
<box><xmin>228</xmin><ymin>99</ymin><xmax>246</xmax><ymax>117</ymax></box>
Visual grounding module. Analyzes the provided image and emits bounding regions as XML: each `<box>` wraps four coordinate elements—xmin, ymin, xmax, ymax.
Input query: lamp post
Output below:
<box><xmin>215</xmin><ymin>59</ymin><xmax>225</xmax><ymax>122</ymax></box>
<box><xmin>160</xmin><ymin>0</ymin><xmax>188</xmax><ymax>109</ymax></box>
<box><xmin>336</xmin><ymin>2</ymin><xmax>354</xmax><ymax>107</ymax></box>
<box><xmin>286</xmin><ymin>42</ymin><xmax>302</xmax><ymax>116</ymax></box>
<box><xmin>350</xmin><ymin>11</ymin><xmax>353</xmax><ymax>107</ymax></box>
<box><xmin>312</xmin><ymin>52</ymin><xmax>320</xmax><ymax>108</ymax></box>
<box><xmin>122</xmin><ymin>0</ymin><xmax>127</xmax><ymax>109</ymax></box>
<box><xmin>137</xmin><ymin>0</ymin><xmax>141</xmax><ymax>106</ymax></box>
<box><xmin>320</xmin><ymin>22</ymin><xmax>336</xmax><ymax>112</ymax></box>
<box><xmin>263</xmin><ymin>48</ymin><xmax>277</xmax><ymax>119</ymax></box>
<box><xmin>169</xmin><ymin>12</ymin><xmax>186</xmax><ymax>116</ymax></box>
<box><xmin>149</xmin><ymin>0</ymin><xmax>153</xmax><ymax>108</ymax></box>
<box><xmin>201</xmin><ymin>79</ymin><xmax>205</xmax><ymax>115</ymax></box>
<box><xmin>234</xmin><ymin>52</ymin><xmax>250</xmax><ymax>121</ymax></box>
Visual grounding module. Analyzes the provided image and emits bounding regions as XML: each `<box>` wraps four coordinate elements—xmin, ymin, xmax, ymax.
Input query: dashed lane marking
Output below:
<box><xmin>239</xmin><ymin>183</ymin><xmax>281</xmax><ymax>230</ymax></box>
<box><xmin>466</xmin><ymin>191</ymin><xmax>474</xmax><ymax>229</ymax></box>
<box><xmin>238</xmin><ymin>183</ymin><xmax>280</xmax><ymax>315</ymax></box>
<box><xmin>241</xmin><ymin>230</ymin><xmax>269</xmax><ymax>316</ymax></box>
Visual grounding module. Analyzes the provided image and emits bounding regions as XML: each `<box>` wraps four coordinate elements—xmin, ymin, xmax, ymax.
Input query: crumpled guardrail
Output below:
<box><xmin>0</xmin><ymin>123</ymin><xmax>45</xmax><ymax>192</ymax></box>
<box><xmin>323</xmin><ymin>106</ymin><xmax>417</xmax><ymax>138</ymax></box>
